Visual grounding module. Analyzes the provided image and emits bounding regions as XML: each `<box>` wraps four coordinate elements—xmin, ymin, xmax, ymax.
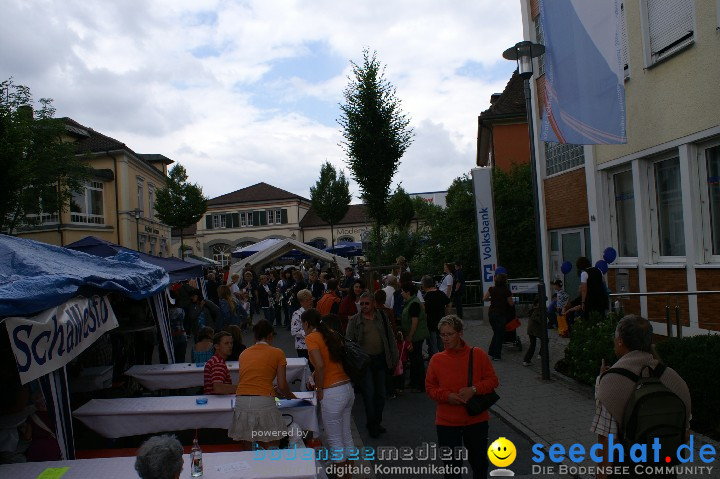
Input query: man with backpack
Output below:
<box><xmin>592</xmin><ymin>315</ymin><xmax>691</xmax><ymax>479</ymax></box>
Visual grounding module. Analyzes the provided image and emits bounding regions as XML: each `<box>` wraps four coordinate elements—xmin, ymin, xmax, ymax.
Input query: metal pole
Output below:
<box><xmin>675</xmin><ymin>305</ymin><xmax>682</xmax><ymax>339</ymax></box>
<box><xmin>136</xmin><ymin>215</ymin><xmax>140</xmax><ymax>252</ymax></box>
<box><xmin>665</xmin><ymin>304</ymin><xmax>673</xmax><ymax>337</ymax></box>
<box><xmin>523</xmin><ymin>79</ymin><xmax>550</xmax><ymax>380</ymax></box>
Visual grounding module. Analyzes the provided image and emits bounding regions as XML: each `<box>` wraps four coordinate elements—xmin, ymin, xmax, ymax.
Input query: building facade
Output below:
<box><xmin>520</xmin><ymin>0</ymin><xmax>720</xmax><ymax>333</ymax></box>
<box><xmin>15</xmin><ymin>118</ymin><xmax>173</xmax><ymax>255</ymax></box>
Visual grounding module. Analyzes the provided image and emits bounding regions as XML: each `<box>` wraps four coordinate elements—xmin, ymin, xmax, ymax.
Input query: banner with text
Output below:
<box><xmin>5</xmin><ymin>295</ymin><xmax>118</xmax><ymax>384</ymax></box>
<box><xmin>471</xmin><ymin>168</ymin><xmax>498</xmax><ymax>298</ymax></box>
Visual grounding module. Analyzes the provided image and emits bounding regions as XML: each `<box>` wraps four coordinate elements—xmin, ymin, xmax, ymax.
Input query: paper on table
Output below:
<box><xmin>36</xmin><ymin>467</ymin><xmax>70</xmax><ymax>479</ymax></box>
<box><xmin>215</xmin><ymin>461</ymin><xmax>251</xmax><ymax>473</ymax></box>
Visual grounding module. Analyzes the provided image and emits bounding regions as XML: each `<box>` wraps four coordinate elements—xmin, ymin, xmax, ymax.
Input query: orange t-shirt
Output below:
<box><xmin>235</xmin><ymin>343</ymin><xmax>287</xmax><ymax>396</ymax></box>
<box><xmin>305</xmin><ymin>331</ymin><xmax>349</xmax><ymax>389</ymax></box>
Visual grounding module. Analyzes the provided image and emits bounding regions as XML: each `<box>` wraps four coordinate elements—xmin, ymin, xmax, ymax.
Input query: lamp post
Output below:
<box><xmin>503</xmin><ymin>40</ymin><xmax>551</xmax><ymax>380</ymax></box>
<box><xmin>133</xmin><ymin>208</ymin><xmax>142</xmax><ymax>252</ymax></box>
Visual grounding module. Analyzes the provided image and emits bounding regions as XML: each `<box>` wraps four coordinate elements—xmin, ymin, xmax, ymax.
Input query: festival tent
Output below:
<box><xmin>184</xmin><ymin>253</ymin><xmax>220</xmax><ymax>266</ymax></box>
<box><xmin>231</xmin><ymin>238</ymin><xmax>283</xmax><ymax>258</ymax></box>
<box><xmin>325</xmin><ymin>242</ymin><xmax>363</xmax><ymax>257</ymax></box>
<box><xmin>66</xmin><ymin>236</ymin><xmax>203</xmax><ymax>283</ymax></box>
<box><xmin>0</xmin><ymin>235</ymin><xmax>169</xmax><ymax>460</ymax></box>
<box><xmin>229</xmin><ymin>238</ymin><xmax>351</xmax><ymax>276</ymax></box>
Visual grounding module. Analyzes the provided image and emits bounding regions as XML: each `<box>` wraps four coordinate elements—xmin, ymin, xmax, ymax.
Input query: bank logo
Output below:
<box><xmin>483</xmin><ymin>263</ymin><xmax>496</xmax><ymax>282</ymax></box>
<box><xmin>488</xmin><ymin>437</ymin><xmax>516</xmax><ymax>476</ymax></box>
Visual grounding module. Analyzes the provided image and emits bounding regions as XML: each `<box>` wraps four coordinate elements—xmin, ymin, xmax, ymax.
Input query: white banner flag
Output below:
<box><xmin>471</xmin><ymin>167</ymin><xmax>499</xmax><ymax>297</ymax></box>
<box><xmin>5</xmin><ymin>296</ymin><xmax>118</xmax><ymax>385</ymax></box>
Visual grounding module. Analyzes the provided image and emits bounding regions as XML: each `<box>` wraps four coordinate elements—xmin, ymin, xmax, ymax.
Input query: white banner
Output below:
<box><xmin>5</xmin><ymin>296</ymin><xmax>118</xmax><ymax>385</ymax></box>
<box><xmin>471</xmin><ymin>167</ymin><xmax>499</xmax><ymax>298</ymax></box>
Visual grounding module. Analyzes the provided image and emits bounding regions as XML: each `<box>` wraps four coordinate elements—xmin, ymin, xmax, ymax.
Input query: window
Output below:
<box><xmin>653</xmin><ymin>157</ymin><xmax>685</xmax><ymax>257</ymax></box>
<box><xmin>139</xmin><ymin>234</ymin><xmax>147</xmax><ymax>253</ymax></box>
<box><xmin>612</xmin><ymin>170</ymin><xmax>638</xmax><ymax>257</ymax></box>
<box><xmin>267</xmin><ymin>209</ymin><xmax>277</xmax><ymax>224</ymax></box>
<box><xmin>545</xmin><ymin>142</ymin><xmax>585</xmax><ymax>176</ymax></box>
<box><xmin>246</xmin><ymin>212</ymin><xmax>254</xmax><ymax>226</ymax></box>
<box><xmin>266</xmin><ymin>209</ymin><xmax>286</xmax><ymax>225</ymax></box>
<box><xmin>212</xmin><ymin>244</ymin><xmax>232</xmax><ymax>266</ymax></box>
<box><xmin>137</xmin><ymin>178</ymin><xmax>144</xmax><ymax>214</ymax></box>
<box><xmin>149</xmin><ymin>236</ymin><xmax>157</xmax><ymax>255</ymax></box>
<box><xmin>703</xmin><ymin>144</ymin><xmax>720</xmax><ymax>256</ymax></box>
<box><xmin>24</xmin><ymin>185</ymin><xmax>59</xmax><ymax>225</ymax></box>
<box><xmin>212</xmin><ymin>214</ymin><xmax>226</xmax><ymax>229</ymax></box>
<box><xmin>641</xmin><ymin>0</ymin><xmax>694</xmax><ymax>66</ymax></box>
<box><xmin>338</xmin><ymin>236</ymin><xmax>354</xmax><ymax>243</ymax></box>
<box><xmin>148</xmin><ymin>185</ymin><xmax>155</xmax><ymax>220</ymax></box>
<box><xmin>70</xmin><ymin>181</ymin><xmax>104</xmax><ymax>224</ymax></box>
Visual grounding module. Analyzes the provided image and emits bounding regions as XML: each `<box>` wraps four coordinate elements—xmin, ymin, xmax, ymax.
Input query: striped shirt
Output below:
<box><xmin>203</xmin><ymin>353</ymin><xmax>230</xmax><ymax>394</ymax></box>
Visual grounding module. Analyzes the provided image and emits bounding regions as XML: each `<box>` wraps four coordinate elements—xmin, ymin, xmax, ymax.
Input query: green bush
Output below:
<box><xmin>655</xmin><ymin>335</ymin><xmax>720</xmax><ymax>434</ymax></box>
<box><xmin>562</xmin><ymin>313</ymin><xmax>619</xmax><ymax>385</ymax></box>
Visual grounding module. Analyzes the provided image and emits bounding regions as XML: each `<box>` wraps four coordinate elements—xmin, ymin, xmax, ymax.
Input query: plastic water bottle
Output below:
<box><xmin>191</xmin><ymin>437</ymin><xmax>203</xmax><ymax>477</ymax></box>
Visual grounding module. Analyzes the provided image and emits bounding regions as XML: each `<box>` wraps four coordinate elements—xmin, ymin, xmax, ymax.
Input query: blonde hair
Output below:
<box><xmin>217</xmin><ymin>284</ymin><xmax>236</xmax><ymax>315</ymax></box>
<box><xmin>296</xmin><ymin>289</ymin><xmax>313</xmax><ymax>303</ymax></box>
<box><xmin>437</xmin><ymin>314</ymin><xmax>464</xmax><ymax>333</ymax></box>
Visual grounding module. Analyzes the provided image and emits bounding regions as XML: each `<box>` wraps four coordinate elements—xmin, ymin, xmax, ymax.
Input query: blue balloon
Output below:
<box><xmin>595</xmin><ymin>260</ymin><xmax>609</xmax><ymax>274</ymax></box>
<box><xmin>560</xmin><ymin>261</ymin><xmax>572</xmax><ymax>274</ymax></box>
<box><xmin>603</xmin><ymin>247</ymin><xmax>617</xmax><ymax>264</ymax></box>
<box><xmin>495</xmin><ymin>266</ymin><xmax>508</xmax><ymax>275</ymax></box>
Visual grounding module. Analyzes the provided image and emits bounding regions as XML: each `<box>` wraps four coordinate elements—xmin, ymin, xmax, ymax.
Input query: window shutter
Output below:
<box><xmin>252</xmin><ymin>211</ymin><xmax>260</xmax><ymax>226</ymax></box>
<box><xmin>259</xmin><ymin>210</ymin><xmax>267</xmax><ymax>226</ymax></box>
<box><xmin>281</xmin><ymin>209</ymin><xmax>288</xmax><ymax>224</ymax></box>
<box><xmin>647</xmin><ymin>0</ymin><xmax>693</xmax><ymax>59</ymax></box>
<box><xmin>231</xmin><ymin>213</ymin><xmax>239</xmax><ymax>228</ymax></box>
<box><xmin>620</xmin><ymin>3</ymin><xmax>629</xmax><ymax>76</ymax></box>
<box><xmin>206</xmin><ymin>215</ymin><xmax>213</xmax><ymax>229</ymax></box>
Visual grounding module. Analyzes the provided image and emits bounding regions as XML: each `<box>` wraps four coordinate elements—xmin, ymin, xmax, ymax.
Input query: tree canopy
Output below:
<box><xmin>154</xmin><ymin>163</ymin><xmax>208</xmax><ymax>258</ymax></box>
<box><xmin>387</xmin><ymin>185</ymin><xmax>415</xmax><ymax>231</ymax></box>
<box><xmin>339</xmin><ymin>48</ymin><xmax>413</xmax><ymax>259</ymax></box>
<box><xmin>309</xmin><ymin>161</ymin><xmax>351</xmax><ymax>247</ymax></box>
<box><xmin>0</xmin><ymin>79</ymin><xmax>91</xmax><ymax>234</ymax></box>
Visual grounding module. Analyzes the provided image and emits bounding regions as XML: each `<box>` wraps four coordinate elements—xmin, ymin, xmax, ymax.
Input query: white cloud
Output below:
<box><xmin>0</xmin><ymin>0</ymin><xmax>522</xmax><ymax>199</ymax></box>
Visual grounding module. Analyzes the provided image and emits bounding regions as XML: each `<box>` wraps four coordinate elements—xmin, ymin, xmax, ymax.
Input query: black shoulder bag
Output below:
<box><xmin>465</xmin><ymin>347</ymin><xmax>500</xmax><ymax>416</ymax></box>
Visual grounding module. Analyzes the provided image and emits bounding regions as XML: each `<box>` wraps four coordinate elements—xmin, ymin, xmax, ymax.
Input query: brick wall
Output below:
<box><xmin>607</xmin><ymin>269</ymin><xmax>641</xmax><ymax>316</ymax></box>
<box><xmin>544</xmin><ymin>168</ymin><xmax>589</xmax><ymax>229</ymax></box>
<box><xmin>645</xmin><ymin>269</ymin><xmax>689</xmax><ymax>331</ymax></box>
<box><xmin>695</xmin><ymin>270</ymin><xmax>720</xmax><ymax>331</ymax></box>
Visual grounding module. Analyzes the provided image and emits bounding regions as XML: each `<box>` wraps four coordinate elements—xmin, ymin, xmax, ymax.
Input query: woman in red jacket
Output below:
<box><xmin>426</xmin><ymin>315</ymin><xmax>499</xmax><ymax>479</ymax></box>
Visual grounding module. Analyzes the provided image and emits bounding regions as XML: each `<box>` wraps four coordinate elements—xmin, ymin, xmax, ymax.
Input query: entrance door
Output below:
<box><xmin>561</xmin><ymin>231</ymin><xmax>582</xmax><ymax>299</ymax></box>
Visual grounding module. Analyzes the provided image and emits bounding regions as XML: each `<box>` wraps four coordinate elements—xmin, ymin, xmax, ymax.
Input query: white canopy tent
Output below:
<box><xmin>229</xmin><ymin>238</ymin><xmax>351</xmax><ymax>276</ymax></box>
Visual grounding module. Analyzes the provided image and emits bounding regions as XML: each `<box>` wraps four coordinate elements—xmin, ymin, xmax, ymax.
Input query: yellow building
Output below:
<box><xmin>15</xmin><ymin>118</ymin><xmax>173</xmax><ymax>254</ymax></box>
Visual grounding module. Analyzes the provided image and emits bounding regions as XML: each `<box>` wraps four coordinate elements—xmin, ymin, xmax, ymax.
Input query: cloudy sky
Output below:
<box><xmin>1</xmin><ymin>0</ymin><xmax>523</xmax><ymax>201</ymax></box>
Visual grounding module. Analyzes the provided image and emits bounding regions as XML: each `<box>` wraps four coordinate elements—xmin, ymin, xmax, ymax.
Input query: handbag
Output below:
<box><xmin>465</xmin><ymin>347</ymin><xmax>499</xmax><ymax>416</ymax></box>
<box><xmin>340</xmin><ymin>333</ymin><xmax>370</xmax><ymax>382</ymax></box>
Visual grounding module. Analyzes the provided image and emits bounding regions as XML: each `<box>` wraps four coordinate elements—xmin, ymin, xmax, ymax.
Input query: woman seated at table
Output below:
<box><xmin>302</xmin><ymin>308</ymin><xmax>354</xmax><ymax>476</ymax></box>
<box><xmin>228</xmin><ymin>320</ymin><xmax>296</xmax><ymax>449</ymax></box>
<box><xmin>191</xmin><ymin>326</ymin><xmax>215</xmax><ymax>363</ymax></box>
<box><xmin>227</xmin><ymin>324</ymin><xmax>247</xmax><ymax>360</ymax></box>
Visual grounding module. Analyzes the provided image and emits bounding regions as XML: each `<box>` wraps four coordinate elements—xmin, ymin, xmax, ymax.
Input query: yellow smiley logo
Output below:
<box><xmin>487</xmin><ymin>437</ymin><xmax>517</xmax><ymax>468</ymax></box>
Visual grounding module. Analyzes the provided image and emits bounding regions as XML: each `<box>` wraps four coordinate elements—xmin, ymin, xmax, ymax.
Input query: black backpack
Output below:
<box><xmin>602</xmin><ymin>364</ymin><xmax>686</xmax><ymax>464</ymax></box>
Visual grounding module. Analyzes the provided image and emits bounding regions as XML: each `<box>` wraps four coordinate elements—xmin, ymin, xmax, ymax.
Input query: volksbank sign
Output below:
<box><xmin>471</xmin><ymin>168</ymin><xmax>498</xmax><ymax>296</ymax></box>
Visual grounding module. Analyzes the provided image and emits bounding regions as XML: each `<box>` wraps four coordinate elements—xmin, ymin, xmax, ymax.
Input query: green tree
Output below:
<box><xmin>154</xmin><ymin>163</ymin><xmax>208</xmax><ymax>259</ymax></box>
<box><xmin>411</xmin><ymin>176</ymin><xmax>479</xmax><ymax>279</ymax></box>
<box><xmin>0</xmin><ymin>79</ymin><xmax>91</xmax><ymax>234</ymax></box>
<box><xmin>339</xmin><ymin>48</ymin><xmax>413</xmax><ymax>261</ymax></box>
<box><xmin>493</xmin><ymin>163</ymin><xmax>537</xmax><ymax>278</ymax></box>
<box><xmin>309</xmin><ymin>161</ymin><xmax>351</xmax><ymax>247</ymax></box>
<box><xmin>387</xmin><ymin>185</ymin><xmax>415</xmax><ymax>231</ymax></box>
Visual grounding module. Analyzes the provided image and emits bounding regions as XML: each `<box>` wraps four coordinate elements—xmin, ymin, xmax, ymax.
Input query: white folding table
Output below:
<box><xmin>0</xmin><ymin>449</ymin><xmax>320</xmax><ymax>479</ymax></box>
<box><xmin>125</xmin><ymin>358</ymin><xmax>309</xmax><ymax>391</ymax></box>
<box><xmin>73</xmin><ymin>392</ymin><xmax>319</xmax><ymax>438</ymax></box>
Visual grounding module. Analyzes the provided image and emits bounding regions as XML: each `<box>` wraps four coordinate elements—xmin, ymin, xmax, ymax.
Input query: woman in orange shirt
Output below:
<box><xmin>228</xmin><ymin>320</ymin><xmax>295</xmax><ymax>448</ymax></box>
<box><xmin>426</xmin><ymin>315</ymin><xmax>499</xmax><ymax>479</ymax></box>
<box><xmin>301</xmin><ymin>308</ymin><xmax>354</xmax><ymax>477</ymax></box>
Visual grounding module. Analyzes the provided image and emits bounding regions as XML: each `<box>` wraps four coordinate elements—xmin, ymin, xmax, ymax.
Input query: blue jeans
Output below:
<box><xmin>359</xmin><ymin>354</ymin><xmax>387</xmax><ymax>427</ymax></box>
<box><xmin>488</xmin><ymin>312</ymin><xmax>506</xmax><ymax>359</ymax></box>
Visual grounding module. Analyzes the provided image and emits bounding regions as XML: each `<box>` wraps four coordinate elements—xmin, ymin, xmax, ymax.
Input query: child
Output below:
<box><xmin>522</xmin><ymin>297</ymin><xmax>546</xmax><ymax>366</ymax></box>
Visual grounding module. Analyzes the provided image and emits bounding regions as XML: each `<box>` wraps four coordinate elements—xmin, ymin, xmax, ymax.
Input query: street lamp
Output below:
<box><xmin>503</xmin><ymin>40</ymin><xmax>551</xmax><ymax>380</ymax></box>
<box><xmin>290</xmin><ymin>232</ymin><xmax>297</xmax><ymax>241</ymax></box>
<box><xmin>133</xmin><ymin>208</ymin><xmax>142</xmax><ymax>252</ymax></box>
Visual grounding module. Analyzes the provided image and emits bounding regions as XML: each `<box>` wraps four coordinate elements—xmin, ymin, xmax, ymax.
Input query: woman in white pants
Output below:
<box><xmin>301</xmin><ymin>308</ymin><xmax>354</xmax><ymax>478</ymax></box>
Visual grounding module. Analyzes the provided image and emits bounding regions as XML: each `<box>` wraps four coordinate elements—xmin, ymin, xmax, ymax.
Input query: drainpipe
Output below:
<box><xmin>56</xmin><ymin>179</ymin><xmax>64</xmax><ymax>246</ymax></box>
<box><xmin>110</xmin><ymin>152</ymin><xmax>121</xmax><ymax>245</ymax></box>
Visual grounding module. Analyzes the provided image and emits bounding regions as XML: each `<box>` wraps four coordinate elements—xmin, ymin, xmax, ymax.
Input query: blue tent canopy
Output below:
<box><xmin>66</xmin><ymin>236</ymin><xmax>203</xmax><ymax>283</ymax></box>
<box><xmin>0</xmin><ymin>235</ymin><xmax>169</xmax><ymax>317</ymax></box>
<box><xmin>325</xmin><ymin>242</ymin><xmax>363</xmax><ymax>257</ymax></box>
